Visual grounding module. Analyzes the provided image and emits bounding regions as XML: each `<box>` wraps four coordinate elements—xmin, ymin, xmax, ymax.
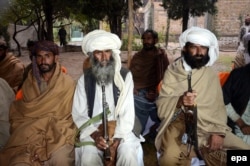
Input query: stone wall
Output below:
<box><xmin>151</xmin><ymin>0</ymin><xmax>250</xmax><ymax>48</ymax></box>
<box><xmin>214</xmin><ymin>0</ymin><xmax>250</xmax><ymax>36</ymax></box>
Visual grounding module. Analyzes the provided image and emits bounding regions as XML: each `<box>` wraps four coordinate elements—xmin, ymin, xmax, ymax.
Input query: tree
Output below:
<box><xmin>0</xmin><ymin>0</ymin><xmax>40</xmax><ymax>56</ymax></box>
<box><xmin>69</xmin><ymin>9</ymin><xmax>99</xmax><ymax>34</ymax></box>
<box><xmin>1</xmin><ymin>0</ymin><xmax>77</xmax><ymax>41</ymax></box>
<box><xmin>127</xmin><ymin>0</ymin><xmax>134</xmax><ymax>67</ymax></box>
<box><xmin>79</xmin><ymin>0</ymin><xmax>142</xmax><ymax>38</ymax></box>
<box><xmin>161</xmin><ymin>0</ymin><xmax>218</xmax><ymax>32</ymax></box>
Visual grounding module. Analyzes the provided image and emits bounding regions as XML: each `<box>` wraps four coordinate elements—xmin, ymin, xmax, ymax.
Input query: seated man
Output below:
<box><xmin>72</xmin><ymin>30</ymin><xmax>144</xmax><ymax>166</ymax></box>
<box><xmin>0</xmin><ymin>39</ymin><xmax>24</xmax><ymax>93</ymax></box>
<box><xmin>129</xmin><ymin>29</ymin><xmax>169</xmax><ymax>139</ymax></box>
<box><xmin>223</xmin><ymin>62</ymin><xmax>250</xmax><ymax>144</ymax></box>
<box><xmin>0</xmin><ymin>78</ymin><xmax>15</xmax><ymax>149</ymax></box>
<box><xmin>155</xmin><ymin>27</ymin><xmax>250</xmax><ymax>166</ymax></box>
<box><xmin>233</xmin><ymin>33</ymin><xmax>250</xmax><ymax>69</ymax></box>
<box><xmin>0</xmin><ymin>41</ymin><xmax>76</xmax><ymax>166</ymax></box>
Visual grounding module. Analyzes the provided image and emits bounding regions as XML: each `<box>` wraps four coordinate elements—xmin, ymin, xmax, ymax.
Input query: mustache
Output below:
<box><xmin>39</xmin><ymin>64</ymin><xmax>49</xmax><ymax>67</ymax></box>
<box><xmin>194</xmin><ymin>54</ymin><xmax>204</xmax><ymax>57</ymax></box>
<box><xmin>91</xmin><ymin>56</ymin><xmax>115</xmax><ymax>84</ymax></box>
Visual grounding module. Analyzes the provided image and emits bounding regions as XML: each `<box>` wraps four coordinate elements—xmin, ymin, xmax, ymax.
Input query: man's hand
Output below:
<box><xmin>182</xmin><ymin>91</ymin><xmax>197</xmax><ymax>107</ymax></box>
<box><xmin>240</xmin><ymin>126</ymin><xmax>250</xmax><ymax>134</ymax></box>
<box><xmin>236</xmin><ymin>118</ymin><xmax>250</xmax><ymax>134</ymax></box>
<box><xmin>31</xmin><ymin>154</ymin><xmax>44</xmax><ymax>165</ymax></box>
<box><xmin>207</xmin><ymin>134</ymin><xmax>224</xmax><ymax>151</ymax></box>
<box><xmin>91</xmin><ymin>131</ymin><xmax>108</xmax><ymax>150</ymax></box>
<box><xmin>31</xmin><ymin>154</ymin><xmax>39</xmax><ymax>163</ymax></box>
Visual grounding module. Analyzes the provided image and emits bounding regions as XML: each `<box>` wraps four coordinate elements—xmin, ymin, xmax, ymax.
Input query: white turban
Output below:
<box><xmin>179</xmin><ymin>26</ymin><xmax>219</xmax><ymax>71</ymax></box>
<box><xmin>81</xmin><ymin>29</ymin><xmax>124</xmax><ymax>116</ymax></box>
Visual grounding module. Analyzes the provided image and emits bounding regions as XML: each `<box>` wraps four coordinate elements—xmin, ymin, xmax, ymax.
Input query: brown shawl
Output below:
<box><xmin>129</xmin><ymin>47</ymin><xmax>169</xmax><ymax>90</ymax></box>
<box><xmin>0</xmin><ymin>53</ymin><xmax>24</xmax><ymax>91</ymax></box>
<box><xmin>0</xmin><ymin>63</ymin><xmax>76</xmax><ymax>165</ymax></box>
<box><xmin>155</xmin><ymin>59</ymin><xmax>231</xmax><ymax>151</ymax></box>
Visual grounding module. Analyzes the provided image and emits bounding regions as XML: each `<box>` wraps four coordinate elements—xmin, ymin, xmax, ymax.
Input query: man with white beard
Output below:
<box><xmin>72</xmin><ymin>30</ymin><xmax>144</xmax><ymax>166</ymax></box>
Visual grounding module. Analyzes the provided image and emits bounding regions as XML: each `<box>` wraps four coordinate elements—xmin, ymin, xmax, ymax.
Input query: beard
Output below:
<box><xmin>143</xmin><ymin>43</ymin><xmax>156</xmax><ymax>50</ymax></box>
<box><xmin>182</xmin><ymin>51</ymin><xmax>210</xmax><ymax>69</ymax></box>
<box><xmin>91</xmin><ymin>56</ymin><xmax>115</xmax><ymax>85</ymax></box>
<box><xmin>38</xmin><ymin>63</ymin><xmax>56</xmax><ymax>73</ymax></box>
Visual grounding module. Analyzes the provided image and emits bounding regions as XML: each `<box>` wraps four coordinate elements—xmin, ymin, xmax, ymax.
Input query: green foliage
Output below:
<box><xmin>78</xmin><ymin>0</ymin><xmax>142</xmax><ymax>20</ymax></box>
<box><xmin>162</xmin><ymin>0</ymin><xmax>218</xmax><ymax>20</ymax></box>
<box><xmin>158</xmin><ymin>31</ymin><xmax>166</xmax><ymax>43</ymax></box>
<box><xmin>0</xmin><ymin>0</ymin><xmax>81</xmax><ymax>40</ymax></box>
<box><xmin>121</xmin><ymin>36</ymin><xmax>142</xmax><ymax>51</ymax></box>
<box><xmin>216</xmin><ymin>53</ymin><xmax>234</xmax><ymax>72</ymax></box>
<box><xmin>77</xmin><ymin>0</ymin><xmax>142</xmax><ymax>36</ymax></box>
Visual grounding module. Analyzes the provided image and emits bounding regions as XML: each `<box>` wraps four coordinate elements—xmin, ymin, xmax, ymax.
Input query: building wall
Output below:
<box><xmin>214</xmin><ymin>0</ymin><xmax>250</xmax><ymax>36</ymax></box>
<box><xmin>152</xmin><ymin>0</ymin><xmax>250</xmax><ymax>37</ymax></box>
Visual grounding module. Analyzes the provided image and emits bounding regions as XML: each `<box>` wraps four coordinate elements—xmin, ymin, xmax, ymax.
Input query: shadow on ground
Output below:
<box><xmin>142</xmin><ymin>134</ymin><xmax>158</xmax><ymax>166</ymax></box>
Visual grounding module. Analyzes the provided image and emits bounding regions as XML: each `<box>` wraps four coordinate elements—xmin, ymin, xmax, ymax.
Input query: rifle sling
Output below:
<box><xmin>75</xmin><ymin>110</ymin><xmax>111</xmax><ymax>147</ymax></box>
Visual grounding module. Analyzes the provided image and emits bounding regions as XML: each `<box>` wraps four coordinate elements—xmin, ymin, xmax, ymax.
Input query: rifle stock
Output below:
<box><xmin>101</xmin><ymin>81</ymin><xmax>111</xmax><ymax>161</ymax></box>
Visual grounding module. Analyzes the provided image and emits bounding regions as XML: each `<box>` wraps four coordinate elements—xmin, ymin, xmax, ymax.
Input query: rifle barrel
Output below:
<box><xmin>101</xmin><ymin>81</ymin><xmax>111</xmax><ymax>161</ymax></box>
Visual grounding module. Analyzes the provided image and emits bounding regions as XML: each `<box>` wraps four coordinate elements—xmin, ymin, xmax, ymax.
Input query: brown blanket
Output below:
<box><xmin>0</xmin><ymin>63</ymin><xmax>76</xmax><ymax>165</ymax></box>
<box><xmin>130</xmin><ymin>48</ymin><xmax>169</xmax><ymax>90</ymax></box>
<box><xmin>0</xmin><ymin>53</ymin><xmax>24</xmax><ymax>91</ymax></box>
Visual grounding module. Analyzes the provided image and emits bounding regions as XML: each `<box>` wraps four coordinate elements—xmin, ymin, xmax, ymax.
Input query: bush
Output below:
<box><xmin>121</xmin><ymin>37</ymin><xmax>142</xmax><ymax>51</ymax></box>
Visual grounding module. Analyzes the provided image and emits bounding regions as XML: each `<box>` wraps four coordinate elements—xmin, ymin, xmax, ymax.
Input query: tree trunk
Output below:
<box><xmin>43</xmin><ymin>0</ymin><xmax>54</xmax><ymax>41</ymax></box>
<box><xmin>109</xmin><ymin>15</ymin><xmax>122</xmax><ymax>39</ymax></box>
<box><xmin>127</xmin><ymin>0</ymin><xmax>134</xmax><ymax>68</ymax></box>
<box><xmin>13</xmin><ymin>23</ymin><xmax>21</xmax><ymax>57</ymax></box>
<box><xmin>165</xmin><ymin>17</ymin><xmax>170</xmax><ymax>48</ymax></box>
<box><xmin>182</xmin><ymin>7</ymin><xmax>189</xmax><ymax>32</ymax></box>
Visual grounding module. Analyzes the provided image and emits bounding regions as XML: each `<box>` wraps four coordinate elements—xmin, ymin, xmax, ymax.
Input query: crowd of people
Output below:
<box><xmin>0</xmin><ymin>20</ymin><xmax>250</xmax><ymax>166</ymax></box>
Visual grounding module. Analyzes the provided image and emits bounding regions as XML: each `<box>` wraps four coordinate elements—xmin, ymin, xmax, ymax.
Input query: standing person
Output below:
<box><xmin>0</xmin><ymin>39</ymin><xmax>25</xmax><ymax>92</ymax></box>
<box><xmin>0</xmin><ymin>41</ymin><xmax>76</xmax><ymax>166</ymax></box>
<box><xmin>0</xmin><ymin>78</ymin><xmax>15</xmax><ymax>150</ymax></box>
<box><xmin>155</xmin><ymin>27</ymin><xmax>250</xmax><ymax>166</ymax></box>
<box><xmin>238</xmin><ymin>16</ymin><xmax>250</xmax><ymax>50</ymax></box>
<box><xmin>58</xmin><ymin>26</ymin><xmax>67</xmax><ymax>46</ymax></box>
<box><xmin>233</xmin><ymin>33</ymin><xmax>250</xmax><ymax>68</ymax></box>
<box><xmin>129</xmin><ymin>29</ymin><xmax>169</xmax><ymax>138</ymax></box>
<box><xmin>222</xmin><ymin>62</ymin><xmax>250</xmax><ymax>144</ymax></box>
<box><xmin>72</xmin><ymin>30</ymin><xmax>144</xmax><ymax>166</ymax></box>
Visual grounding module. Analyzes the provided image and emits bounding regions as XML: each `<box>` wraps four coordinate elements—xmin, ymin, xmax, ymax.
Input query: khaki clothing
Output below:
<box><xmin>233</xmin><ymin>50</ymin><xmax>245</xmax><ymax>69</ymax></box>
<box><xmin>156</xmin><ymin>59</ymin><xmax>250</xmax><ymax>165</ymax></box>
<box><xmin>0</xmin><ymin>53</ymin><xmax>24</xmax><ymax>92</ymax></box>
<box><xmin>0</xmin><ymin>63</ymin><xmax>76</xmax><ymax>166</ymax></box>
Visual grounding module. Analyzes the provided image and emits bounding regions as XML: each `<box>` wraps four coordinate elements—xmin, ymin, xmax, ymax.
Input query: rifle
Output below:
<box><xmin>183</xmin><ymin>72</ymin><xmax>201</xmax><ymax>159</ymax></box>
<box><xmin>101</xmin><ymin>81</ymin><xmax>112</xmax><ymax>161</ymax></box>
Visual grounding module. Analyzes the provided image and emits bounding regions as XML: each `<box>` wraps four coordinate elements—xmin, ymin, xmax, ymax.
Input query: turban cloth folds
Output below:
<box><xmin>179</xmin><ymin>26</ymin><xmax>219</xmax><ymax>71</ymax></box>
